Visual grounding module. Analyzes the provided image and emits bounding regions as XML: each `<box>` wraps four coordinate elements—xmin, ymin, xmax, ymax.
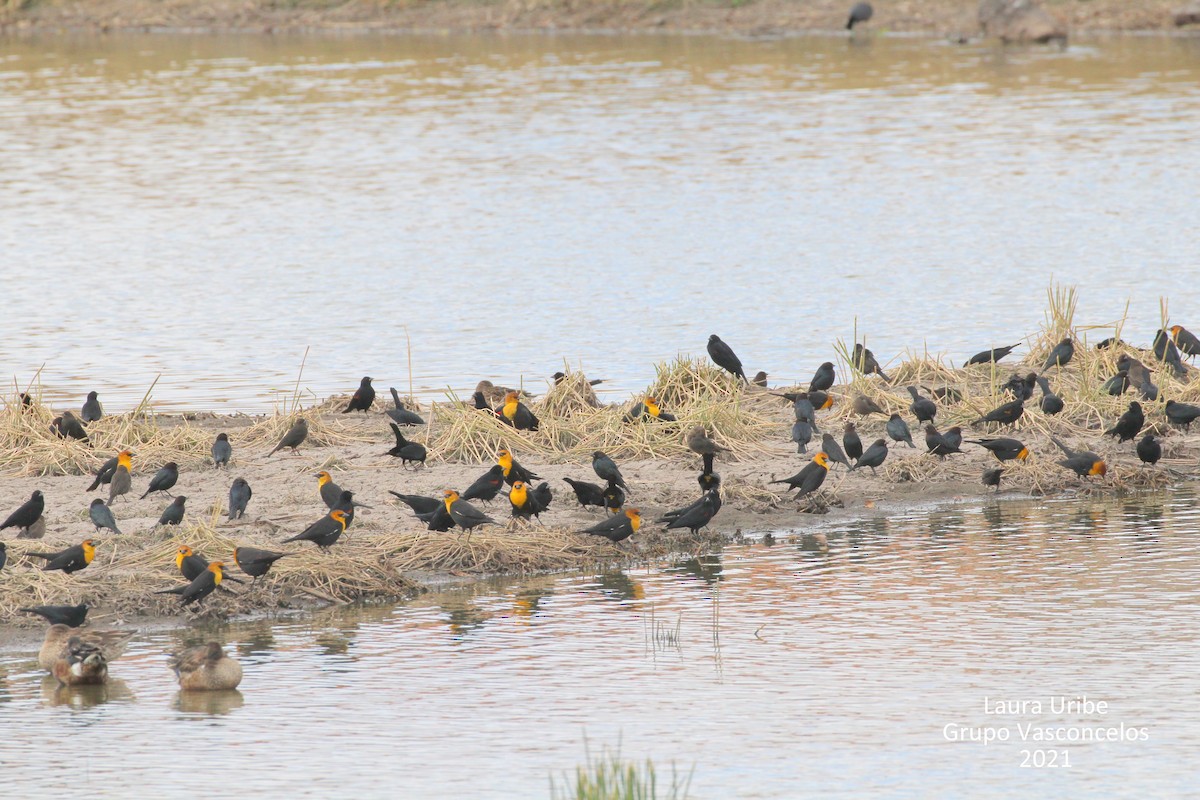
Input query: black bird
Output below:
<box><xmin>1153</xmin><ymin>329</ymin><xmax>1186</xmax><ymax>376</ymax></box>
<box><xmin>158</xmin><ymin>562</ymin><xmax>226</xmax><ymax>606</ymax></box>
<box><xmin>228</xmin><ymin>477</ymin><xmax>252</xmax><ymax>520</ymax></box>
<box><xmin>387</xmin><ymin>388</ymin><xmax>426</xmax><ymax>426</ymax></box>
<box><xmin>1104</xmin><ymin>401</ymin><xmax>1145</xmax><ymax>443</ymax></box>
<box><xmin>791</xmin><ymin>393</ymin><xmax>817</xmax><ymax>425</ymax></box>
<box><xmin>141</xmin><ymin>462</ymin><xmax>179</xmax><ymax>499</ymax></box>
<box><xmin>853</xmin><ymin>343</ymin><xmax>890</xmax><ymax>381</ymax></box>
<box><xmin>29</xmin><ymin>539</ymin><xmax>95</xmax><ymax>574</ymax></box>
<box><xmin>965</xmin><ymin>344</ymin><xmax>1021</xmax><ymax>367</ymax></box>
<box><xmin>580</xmin><ymin>508</ymin><xmax>640</xmax><ymax>543</ymax></box>
<box><xmin>592</xmin><ymin>451</ymin><xmax>628</xmax><ymax>493</ymax></box>
<box><xmin>507</xmin><ymin>481</ymin><xmax>543</xmax><ymax>521</ymax></box>
<box><xmin>563</xmin><ymin>477</ymin><xmax>606</xmax><ymax>510</ymax></box>
<box><xmin>472</xmin><ymin>391</ymin><xmax>492</xmax><ymax>412</ymax></box>
<box><xmin>81</xmin><ymin>391</ymin><xmax>103</xmax><ymax>423</ymax></box>
<box><xmin>820</xmin><ymin>433</ymin><xmax>852</xmax><ymax>469</ymax></box>
<box><xmin>54</xmin><ymin>411</ymin><xmax>89</xmax><ymax>442</ymax></box>
<box><xmin>0</xmin><ymin>542</ymin><xmax>5</xmax><ymax>572</ymax></box>
<box><xmin>698</xmin><ymin>452</ymin><xmax>722</xmax><ymax>493</ymax></box>
<box><xmin>843</xmin><ymin>422</ymin><xmax>863</xmax><ymax>462</ymax></box>
<box><xmin>283</xmin><ymin>509</ymin><xmax>350</xmax><ymax>550</ymax></box>
<box><xmin>1050</xmin><ymin>437</ymin><xmax>1107</xmax><ymax>478</ymax></box>
<box><xmin>706</xmin><ymin>335</ymin><xmax>747</xmax><ymax>383</ymax></box>
<box><xmin>982</xmin><ymin>468</ymin><xmax>1003</xmax><ymax>492</ymax></box>
<box><xmin>791</xmin><ymin>419</ymin><xmax>813</xmax><ymax>454</ymax></box>
<box><xmin>924</xmin><ymin>425</ymin><xmax>962</xmax><ymax>458</ymax></box>
<box><xmin>661</xmin><ymin>491</ymin><xmax>722</xmax><ymax>535</ymax></box>
<box><xmin>389</xmin><ymin>491</ymin><xmax>443</xmax><ymax>518</ymax></box>
<box><xmin>89</xmin><ymin>498</ymin><xmax>121</xmax><ymax>534</ymax></box>
<box><xmin>1</xmin><ymin>490</ymin><xmax>45</xmax><ymax>534</ymax></box>
<box><xmin>157</xmin><ymin>496</ymin><xmax>187</xmax><ymax>527</ymax></box>
<box><xmin>21</xmin><ymin>604</ymin><xmax>89</xmax><ymax>627</ymax></box>
<box><xmin>602</xmin><ymin>482</ymin><xmax>626</xmax><ymax>515</ymax></box>
<box><xmin>771</xmin><ymin>452</ymin><xmax>831</xmax><ymax>497</ymax></box>
<box><xmin>1095</xmin><ymin>337</ymin><xmax>1127</xmax><ymax>350</ymax></box>
<box><xmin>234</xmin><ymin>546</ymin><xmax>291</xmax><ymax>581</ymax></box>
<box><xmin>532</xmin><ymin>482</ymin><xmax>553</xmax><ymax>515</ymax></box>
<box><xmin>971</xmin><ymin>398</ymin><xmax>1024</xmax><ymax>428</ymax></box>
<box><xmin>1165</xmin><ymin>400</ymin><xmax>1200</xmax><ymax>430</ymax></box>
<box><xmin>1101</xmin><ymin>370</ymin><xmax>1130</xmax><ymax>397</ymax></box>
<box><xmin>332</xmin><ymin>490</ymin><xmax>358</xmax><ymax>528</ymax></box>
<box><xmin>926</xmin><ymin>386</ymin><xmax>964</xmax><ymax>404</ymax></box>
<box><xmin>344</xmin><ymin>376</ymin><xmax>376</xmax><ymax>413</ymax></box>
<box><xmin>886</xmin><ymin>414</ymin><xmax>914</xmax><ymax>448</ymax></box>
<box><xmin>850</xmin><ymin>439</ymin><xmax>889</xmax><ymax>474</ymax></box>
<box><xmin>269</xmin><ymin>418</ymin><xmax>309</xmax><ymax>456</ymax></box>
<box><xmin>846</xmin><ymin>0</ymin><xmax>873</xmax><ymax>29</ymax></box>
<box><xmin>969</xmin><ymin>437</ymin><xmax>1029</xmax><ymax>462</ymax></box>
<box><xmin>1136</xmin><ymin>435</ymin><xmax>1162</xmax><ymax>466</ymax></box>
<box><xmin>943</xmin><ymin>426</ymin><xmax>964</xmax><ymax>450</ymax></box>
<box><xmin>1139</xmin><ymin>379</ymin><xmax>1160</xmax><ymax>403</ymax></box>
<box><xmin>87</xmin><ymin>455</ymin><xmax>119</xmax><ymax>492</ymax></box>
<box><xmin>386</xmin><ymin>423</ymin><xmax>427</xmax><ymax>468</ymax></box>
<box><xmin>425</xmin><ymin>503</ymin><xmax>456</xmax><ymax>532</ymax></box>
<box><xmin>461</xmin><ymin>465</ymin><xmax>506</xmax><ymax>502</ymax></box>
<box><xmin>1170</xmin><ymin>325</ymin><xmax>1200</xmax><ymax>359</ymax></box>
<box><xmin>1042</xmin><ymin>337</ymin><xmax>1074</xmax><ymax>370</ymax></box>
<box><xmin>809</xmin><ymin>362</ymin><xmax>835</xmax><ymax>392</ymax></box>
<box><xmin>1003</xmin><ymin>373</ymin><xmax>1037</xmax><ymax>402</ymax></box>
<box><xmin>1036</xmin><ymin>376</ymin><xmax>1065</xmax><ymax>415</ymax></box>
<box><xmin>808</xmin><ymin>391</ymin><xmax>833</xmax><ymax>414</ymax></box>
<box><xmin>212</xmin><ymin>433</ymin><xmax>232</xmax><ymax>468</ymax></box>
<box><xmin>907</xmin><ymin>387</ymin><xmax>937</xmax><ymax>424</ymax></box>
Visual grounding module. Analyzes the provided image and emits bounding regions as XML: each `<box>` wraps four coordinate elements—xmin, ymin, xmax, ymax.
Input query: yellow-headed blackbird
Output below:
<box><xmin>333</xmin><ymin>490</ymin><xmax>359</xmax><ymax>527</ymax></box>
<box><xmin>228</xmin><ymin>477</ymin><xmax>252</xmax><ymax>520</ymax></box>
<box><xmin>158</xmin><ymin>496</ymin><xmax>187</xmax><ymax>527</ymax></box>
<box><xmin>1137</xmin><ymin>434</ymin><xmax>1162</xmax><ymax>466</ymax></box>
<box><xmin>1165</xmin><ymin>400</ymin><xmax>1200</xmax><ymax>429</ymax></box>
<box><xmin>907</xmin><ymin>387</ymin><xmax>937</xmax><ymax>424</ymax></box>
<box><xmin>389</xmin><ymin>491</ymin><xmax>442</xmax><ymax>517</ymax></box>
<box><xmin>924</xmin><ymin>425</ymin><xmax>962</xmax><ymax>458</ymax></box>
<box><xmin>698</xmin><ymin>452</ymin><xmax>721</xmax><ymax>492</ymax></box>
<box><xmin>20</xmin><ymin>603</ymin><xmax>89</xmax><ymax>627</ymax></box>
<box><xmin>234</xmin><ymin>546</ymin><xmax>291</xmax><ymax>581</ymax></box>
<box><xmin>843</xmin><ymin>422</ymin><xmax>863</xmax><ymax>461</ymax></box>
<box><xmin>87</xmin><ymin>454</ymin><xmax>118</xmax><ymax>491</ymax></box>
<box><xmin>54</xmin><ymin>410</ymin><xmax>89</xmax><ymax>442</ymax></box>
<box><xmin>344</xmin><ymin>376</ymin><xmax>375</xmax><ymax>413</ymax></box>
<box><xmin>508</xmin><ymin>481</ymin><xmax>541</xmax><ymax>520</ymax></box>
<box><xmin>387</xmin><ymin>388</ymin><xmax>426</xmax><ymax>426</ymax></box>
<box><xmin>846</xmin><ymin>1</ymin><xmax>873</xmax><ymax>29</ymax></box>
<box><xmin>53</xmin><ymin>636</ymin><xmax>108</xmax><ymax>686</ymax></box>
<box><xmin>1035</xmin><ymin>376</ymin><xmax>1064</xmax><ymax>415</ymax></box>
<box><xmin>886</xmin><ymin>414</ymin><xmax>914</xmax><ymax>448</ymax></box>
<box><xmin>1170</xmin><ymin>325</ymin><xmax>1200</xmax><ymax>359</ymax></box>
<box><xmin>580</xmin><ymin>508</ymin><xmax>640</xmax><ymax>542</ymax></box>
<box><xmin>851</xmin><ymin>439</ymin><xmax>889</xmax><ymax>474</ymax></box>
<box><xmin>968</xmin><ymin>437</ymin><xmax>1029</xmax><ymax>462</ymax></box>
<box><xmin>971</xmin><ymin>398</ymin><xmax>1024</xmax><ymax>427</ymax></box>
<box><xmin>212</xmin><ymin>433</ymin><xmax>232</xmax><ymax>467</ymax></box>
<box><xmin>498</xmin><ymin>449</ymin><xmax>539</xmax><ymax>486</ymax></box>
<box><xmin>660</xmin><ymin>491</ymin><xmax>722</xmax><ymax>534</ymax></box>
<box><xmin>771</xmin><ymin>452</ymin><xmax>830</xmax><ymax>496</ymax></box>
<box><xmin>158</xmin><ymin>562</ymin><xmax>227</xmax><ymax>606</ymax></box>
<box><xmin>109</xmin><ymin>450</ymin><xmax>133</xmax><ymax>503</ymax></box>
<box><xmin>316</xmin><ymin>471</ymin><xmax>342</xmax><ymax>509</ymax></box>
<box><xmin>809</xmin><ymin>362</ymin><xmax>835</xmax><ymax>392</ymax></box>
<box><xmin>686</xmin><ymin>425</ymin><xmax>730</xmax><ymax>457</ymax></box>
<box><xmin>982</xmin><ymin>468</ymin><xmax>1003</xmax><ymax>491</ymax></box>
<box><xmin>1</xmin><ymin>490</ymin><xmax>44</xmax><ymax>534</ymax></box>
<box><xmin>851</xmin><ymin>394</ymin><xmax>885</xmax><ymax>416</ymax></box>
<box><xmin>141</xmin><ymin>462</ymin><xmax>179</xmax><ymax>499</ymax></box>
<box><xmin>386</xmin><ymin>423</ymin><xmax>427</xmax><ymax>468</ymax></box>
<box><xmin>603</xmin><ymin>482</ymin><xmax>626</xmax><ymax>515</ymax></box>
<box><xmin>443</xmin><ymin>490</ymin><xmax>496</xmax><ymax>532</ymax></box>
<box><xmin>563</xmin><ymin>477</ymin><xmax>606</xmax><ymax>510</ymax></box>
<box><xmin>89</xmin><ymin>498</ymin><xmax>121</xmax><ymax>535</ymax></box>
<box><xmin>792</xmin><ymin>419</ymin><xmax>813</xmax><ymax>454</ymax></box>
<box><xmin>752</xmin><ymin>371</ymin><xmax>769</xmax><ymax>387</ymax></box>
<box><xmin>1104</xmin><ymin>401</ymin><xmax>1144</xmax><ymax>442</ymax></box>
<box><xmin>38</xmin><ymin>625</ymin><xmax>133</xmax><ymax>672</ymax></box>
<box><xmin>497</xmin><ymin>391</ymin><xmax>540</xmax><ymax>431</ymax></box>
<box><xmin>173</xmin><ymin>545</ymin><xmax>208</xmax><ymax>581</ymax></box>
<box><xmin>1050</xmin><ymin>436</ymin><xmax>1106</xmax><ymax>478</ymax></box>
<box><xmin>625</xmin><ymin>396</ymin><xmax>676</xmax><ymax>423</ymax></box>
<box><xmin>1153</xmin><ymin>330</ymin><xmax>1186</xmax><ymax>376</ymax></box>
<box><xmin>283</xmin><ymin>509</ymin><xmax>349</xmax><ymax>550</ymax></box>
<box><xmin>809</xmin><ymin>390</ymin><xmax>834</xmax><ymax>411</ymax></box>
<box><xmin>853</xmin><ymin>343</ymin><xmax>890</xmax><ymax>381</ymax></box>
<box><xmin>269</xmin><ymin>418</ymin><xmax>309</xmax><ymax>456</ymax></box>
<box><xmin>592</xmin><ymin>451</ymin><xmax>628</xmax><ymax>492</ymax></box>
<box><xmin>965</xmin><ymin>344</ymin><xmax>1021</xmax><ymax>367</ymax></box>
<box><xmin>170</xmin><ymin>641</ymin><xmax>243</xmax><ymax>691</ymax></box>
<box><xmin>81</xmin><ymin>391</ymin><xmax>103</xmax><ymax>423</ymax></box>
<box><xmin>707</xmin><ymin>335</ymin><xmax>747</xmax><ymax>383</ymax></box>
<box><xmin>462</xmin><ymin>465</ymin><xmax>506</xmax><ymax>502</ymax></box>
<box><xmin>30</xmin><ymin>539</ymin><xmax>95</xmax><ymax>574</ymax></box>
<box><xmin>1042</xmin><ymin>337</ymin><xmax>1074</xmax><ymax>370</ymax></box>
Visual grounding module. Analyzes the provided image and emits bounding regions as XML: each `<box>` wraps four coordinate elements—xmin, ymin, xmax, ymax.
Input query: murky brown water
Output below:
<box><xmin>2</xmin><ymin>493</ymin><xmax>1198</xmax><ymax>796</ymax></box>
<box><xmin>2</xmin><ymin>34</ymin><xmax>1200</xmax><ymax>411</ymax></box>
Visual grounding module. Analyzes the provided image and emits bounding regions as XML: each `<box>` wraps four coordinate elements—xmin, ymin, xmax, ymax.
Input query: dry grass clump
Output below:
<box><xmin>539</xmin><ymin>366</ymin><xmax>602</xmax><ymax>416</ymax></box>
<box><xmin>240</xmin><ymin>411</ymin><xmax>375</xmax><ymax>450</ymax></box>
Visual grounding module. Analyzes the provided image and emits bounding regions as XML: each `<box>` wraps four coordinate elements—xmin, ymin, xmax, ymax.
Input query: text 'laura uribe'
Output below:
<box><xmin>942</xmin><ymin>696</ymin><xmax>1151</xmax><ymax>756</ymax></box>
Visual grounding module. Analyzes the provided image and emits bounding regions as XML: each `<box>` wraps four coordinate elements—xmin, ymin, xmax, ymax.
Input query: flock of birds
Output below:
<box><xmin>8</xmin><ymin>323</ymin><xmax>1200</xmax><ymax>690</ymax></box>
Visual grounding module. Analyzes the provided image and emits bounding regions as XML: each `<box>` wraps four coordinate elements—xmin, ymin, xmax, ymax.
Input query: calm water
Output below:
<box><xmin>2</xmin><ymin>35</ymin><xmax>1200</xmax><ymax>411</ymax></box>
<box><xmin>2</xmin><ymin>493</ymin><xmax>1198</xmax><ymax>797</ymax></box>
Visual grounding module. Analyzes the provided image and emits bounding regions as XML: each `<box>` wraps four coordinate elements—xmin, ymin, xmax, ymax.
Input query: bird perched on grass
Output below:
<box><xmin>907</xmin><ymin>387</ymin><xmax>937</xmax><ymax>424</ymax></box>
<box><xmin>81</xmin><ymin>391</ymin><xmax>103</xmax><ymax>423</ymax></box>
<box><xmin>29</xmin><ymin>539</ymin><xmax>95</xmax><ymax>574</ymax></box>
<box><xmin>1165</xmin><ymin>400</ymin><xmax>1200</xmax><ymax>430</ymax></box>
<box><xmin>971</xmin><ymin>398</ymin><xmax>1024</xmax><ymax>428</ymax></box>
<box><xmin>387</xmin><ymin>388</ymin><xmax>426</xmax><ymax>426</ymax></box>
<box><xmin>846</xmin><ymin>1</ymin><xmax>873</xmax><ymax>29</ymax></box>
<box><xmin>53</xmin><ymin>410</ymin><xmax>88</xmax><ymax>442</ymax></box>
<box><xmin>52</xmin><ymin>637</ymin><xmax>108</xmax><ymax>686</ymax></box>
<box><xmin>461</xmin><ymin>465</ymin><xmax>506</xmax><ymax>502</ymax></box>
<box><xmin>965</xmin><ymin>343</ymin><xmax>1021</xmax><ymax>366</ymax></box>
<box><xmin>20</xmin><ymin>604</ymin><xmax>89</xmax><ymax>628</ymax></box>
<box><xmin>89</xmin><ymin>498</ymin><xmax>121</xmax><ymax>534</ymax></box>
<box><xmin>158</xmin><ymin>562</ymin><xmax>227</xmax><ymax>606</ymax></box>
<box><xmin>707</xmin><ymin>335</ymin><xmax>747</xmax><ymax>383</ymax></box>
<box><xmin>269</xmin><ymin>418</ymin><xmax>309</xmax><ymax>456</ymax></box>
<box><xmin>968</xmin><ymin>437</ymin><xmax>1029</xmax><ymax>462</ymax></box>
<box><xmin>498</xmin><ymin>449</ymin><xmax>539</xmax><ymax>486</ymax></box>
<box><xmin>563</xmin><ymin>477</ymin><xmax>607</xmax><ymax>510</ymax></box>
<box><xmin>1002</xmin><ymin>373</ymin><xmax>1037</xmax><ymax>402</ymax></box>
<box><xmin>109</xmin><ymin>450</ymin><xmax>133</xmax><ymax>503</ymax></box>
<box><xmin>1101</xmin><ymin>370</ymin><xmax>1130</xmax><ymax>397</ymax></box>
<box><xmin>853</xmin><ymin>344</ymin><xmax>889</xmax><ymax>381</ymax></box>
<box><xmin>1137</xmin><ymin>435</ymin><xmax>1162</xmax><ymax>466</ymax></box>
<box><xmin>157</xmin><ymin>496</ymin><xmax>187</xmax><ymax>527</ymax></box>
<box><xmin>344</xmin><ymin>376</ymin><xmax>376</xmax><ymax>413</ymax></box>
<box><xmin>1153</xmin><ymin>329</ymin><xmax>1186</xmax><ymax>376</ymax></box>
<box><xmin>1042</xmin><ymin>337</ymin><xmax>1074</xmax><ymax>370</ymax></box>
<box><xmin>886</xmin><ymin>414</ymin><xmax>914</xmax><ymax>448</ymax></box>
<box><xmin>212</xmin><ymin>433</ymin><xmax>232</xmax><ymax>468</ymax></box>
<box><xmin>592</xmin><ymin>451</ymin><xmax>628</xmax><ymax>493</ymax></box>
<box><xmin>170</xmin><ymin>641</ymin><xmax>243</xmax><ymax>691</ymax></box>
<box><xmin>1</xmin><ymin>490</ymin><xmax>44</xmax><ymax>535</ymax></box>
<box><xmin>624</xmin><ymin>396</ymin><xmax>676</xmax><ymax>423</ymax></box>
<box><xmin>751</xmin><ymin>371</ymin><xmax>769</xmax><ymax>387</ymax></box>
<box><xmin>228</xmin><ymin>477</ymin><xmax>252</xmax><ymax>520</ymax></box>
<box><xmin>389</xmin><ymin>491</ymin><xmax>442</xmax><ymax>518</ymax></box>
<box><xmin>809</xmin><ymin>362</ymin><xmax>835</xmax><ymax>392</ymax></box>
<box><xmin>496</xmin><ymin>391</ymin><xmax>539</xmax><ymax>431</ymax></box>
<box><xmin>1050</xmin><ymin>437</ymin><xmax>1106</xmax><ymax>479</ymax></box>
<box><xmin>234</xmin><ymin>546</ymin><xmax>291</xmax><ymax>581</ymax></box>
<box><xmin>771</xmin><ymin>452</ymin><xmax>830</xmax><ymax>497</ymax></box>
<box><xmin>851</xmin><ymin>439</ymin><xmax>889</xmax><ymax>474</ymax></box>
<box><xmin>443</xmin><ymin>490</ymin><xmax>496</xmax><ymax>535</ymax></box>
<box><xmin>1104</xmin><ymin>401</ymin><xmax>1144</xmax><ymax>443</ymax></box>
<box><xmin>385</xmin><ymin>424</ymin><xmax>427</xmax><ymax>468</ymax></box>
<box><xmin>141</xmin><ymin>462</ymin><xmax>179</xmax><ymax>499</ymax></box>
<box><xmin>284</xmin><ymin>509</ymin><xmax>349</xmax><ymax>550</ymax></box>
<box><xmin>580</xmin><ymin>508</ymin><xmax>640</xmax><ymax>542</ymax></box>
<box><xmin>1169</xmin><ymin>325</ymin><xmax>1200</xmax><ymax>360</ymax></box>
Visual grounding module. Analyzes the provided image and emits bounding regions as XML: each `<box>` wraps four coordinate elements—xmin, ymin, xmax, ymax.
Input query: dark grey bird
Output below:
<box><xmin>1152</xmin><ymin>329</ymin><xmax>1187</xmax><ymax>377</ymax></box>
<box><xmin>444</xmin><ymin>492</ymin><xmax>497</xmax><ymax>534</ymax></box>
<box><xmin>698</xmin><ymin>452</ymin><xmax>721</xmax><ymax>493</ymax></box>
<box><xmin>592</xmin><ymin>451</ymin><xmax>628</xmax><ymax>493</ymax></box>
<box><xmin>1</xmin><ymin>490</ymin><xmax>45</xmax><ymax>534</ymax></box>
<box><xmin>1101</xmin><ymin>370</ymin><xmax>1130</xmax><ymax>397</ymax></box>
<box><xmin>886</xmin><ymin>414</ymin><xmax>914</xmax><ymax>448</ymax></box>
<box><xmin>851</xmin><ymin>394</ymin><xmax>886</xmax><ymax>416</ymax></box>
<box><xmin>1036</xmin><ymin>376</ymin><xmax>1064</xmax><ymax>415</ymax></box>
<box><xmin>461</xmin><ymin>465</ymin><xmax>506</xmax><ymax>503</ymax></box>
<box><xmin>343</xmin><ymin>376</ymin><xmax>376</xmax><ymax>413</ymax></box>
<box><xmin>211</xmin><ymin>433</ymin><xmax>232</xmax><ymax>468</ymax></box>
<box><xmin>0</xmin><ymin>541</ymin><xmax>5</xmax><ymax>571</ymax></box>
<box><xmin>389</xmin><ymin>491</ymin><xmax>443</xmax><ymax>518</ymax></box>
<box><xmin>924</xmin><ymin>425</ymin><xmax>962</xmax><ymax>458</ymax></box>
<box><xmin>971</xmin><ymin>398</ymin><xmax>1024</xmax><ymax>428</ymax></box>
<box><xmin>141</xmin><ymin>462</ymin><xmax>179</xmax><ymax>499</ymax></box>
<box><xmin>269</xmin><ymin>418</ymin><xmax>309</xmax><ymax>456</ymax></box>
<box><xmin>943</xmin><ymin>426</ymin><xmax>964</xmax><ymax>450</ymax></box>
<box><xmin>81</xmin><ymin>391</ymin><xmax>103</xmax><ymax>423</ymax></box>
<box><xmin>87</xmin><ymin>455</ymin><xmax>119</xmax><ymax>492</ymax></box>
<box><xmin>385</xmin><ymin>423</ymin><xmax>427</xmax><ymax>468</ymax></box>
<box><xmin>706</xmin><ymin>335</ymin><xmax>747</xmax><ymax>383</ymax></box>
<box><xmin>228</xmin><ymin>477</ymin><xmax>252</xmax><ymax>520</ymax></box>
<box><xmin>1003</xmin><ymin>373</ymin><xmax>1038</xmax><ymax>403</ymax></box>
<box><xmin>1165</xmin><ymin>400</ymin><xmax>1200</xmax><ymax>430</ymax></box>
<box><xmin>982</xmin><ymin>468</ymin><xmax>1003</xmax><ymax>492</ymax></box>
<box><xmin>907</xmin><ymin>387</ymin><xmax>937</xmax><ymax>424</ymax></box>
<box><xmin>387</xmin><ymin>388</ymin><xmax>426</xmax><ymax>426</ymax></box>
<box><xmin>157</xmin><ymin>496</ymin><xmax>187</xmax><ymax>527</ymax></box>
<box><xmin>791</xmin><ymin>419</ymin><xmax>813</xmax><ymax>454</ymax></box>
<box><xmin>965</xmin><ymin>344</ymin><xmax>1021</xmax><ymax>367</ymax></box>
<box><xmin>853</xmin><ymin>343</ymin><xmax>889</xmax><ymax>381</ymax></box>
<box><xmin>54</xmin><ymin>411</ymin><xmax>89</xmax><ymax>442</ymax></box>
<box><xmin>809</xmin><ymin>362</ymin><xmax>835</xmax><ymax>393</ymax></box>
<box><xmin>21</xmin><ymin>603</ymin><xmax>89</xmax><ymax>627</ymax></box>
<box><xmin>660</xmin><ymin>491</ymin><xmax>722</xmax><ymax>535</ymax></box>
<box><xmin>846</xmin><ymin>1</ymin><xmax>873</xmax><ymax>29</ymax></box>
<box><xmin>333</xmin><ymin>490</ymin><xmax>358</xmax><ymax>529</ymax></box>
<box><xmin>820</xmin><ymin>433</ymin><xmax>852</xmax><ymax>469</ymax></box>
<box><xmin>1104</xmin><ymin>401</ymin><xmax>1144</xmax><ymax>443</ymax></box>
<box><xmin>532</xmin><ymin>482</ymin><xmax>554</xmax><ymax>517</ymax></box>
<box><xmin>751</xmin><ymin>371</ymin><xmax>769</xmax><ymax>388</ymax></box>
<box><xmin>602</xmin><ymin>482</ymin><xmax>626</xmax><ymax>515</ymax></box>
<box><xmin>791</xmin><ymin>393</ymin><xmax>816</xmax><ymax>426</ymax></box>
<box><xmin>968</xmin><ymin>437</ymin><xmax>1028</xmax><ymax>462</ymax></box>
<box><xmin>843</xmin><ymin>422</ymin><xmax>863</xmax><ymax>462</ymax></box>
<box><xmin>1137</xmin><ymin>435</ymin><xmax>1162</xmax><ymax>466</ymax></box>
<box><xmin>88</xmin><ymin>498</ymin><xmax>121</xmax><ymax>535</ymax></box>
<box><xmin>563</xmin><ymin>477</ymin><xmax>607</xmax><ymax>510</ymax></box>
<box><xmin>850</xmin><ymin>439</ymin><xmax>889</xmax><ymax>474</ymax></box>
<box><xmin>1042</xmin><ymin>337</ymin><xmax>1075</xmax><ymax>370</ymax></box>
